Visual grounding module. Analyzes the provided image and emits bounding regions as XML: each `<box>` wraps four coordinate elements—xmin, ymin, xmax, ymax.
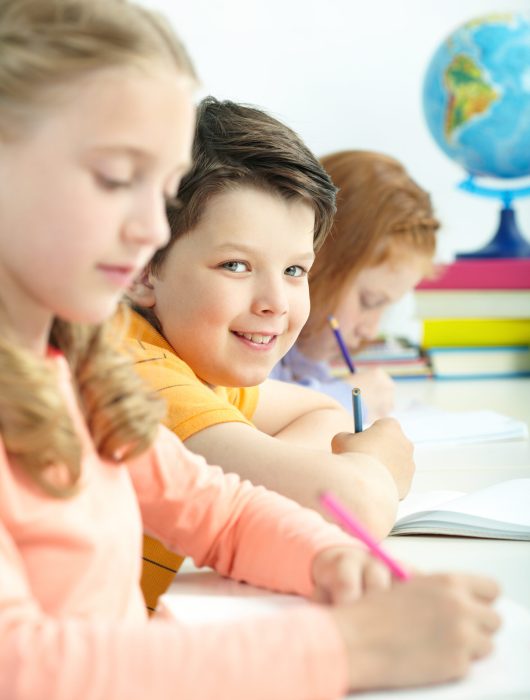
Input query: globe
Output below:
<box><xmin>422</xmin><ymin>12</ymin><xmax>530</xmax><ymax>257</ymax></box>
<box><xmin>423</xmin><ymin>12</ymin><xmax>530</xmax><ymax>179</ymax></box>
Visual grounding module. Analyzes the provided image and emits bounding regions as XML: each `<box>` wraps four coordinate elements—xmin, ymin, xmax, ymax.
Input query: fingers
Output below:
<box><xmin>471</xmin><ymin>632</ymin><xmax>494</xmax><ymax>661</ymax></box>
<box><xmin>431</xmin><ymin>572</ymin><xmax>501</xmax><ymax>603</ymax></box>
<box><xmin>363</xmin><ymin>559</ymin><xmax>392</xmax><ymax>593</ymax></box>
<box><xmin>311</xmin><ymin>547</ymin><xmax>394</xmax><ymax>606</ymax></box>
<box><xmin>463</xmin><ymin>573</ymin><xmax>501</xmax><ymax>603</ymax></box>
<box><xmin>330</xmin><ymin>431</ymin><xmax>355</xmax><ymax>452</ymax></box>
<box><xmin>468</xmin><ymin>604</ymin><xmax>501</xmax><ymax>661</ymax></box>
<box><xmin>424</xmin><ymin>573</ymin><xmax>502</xmax><ymax>662</ymax></box>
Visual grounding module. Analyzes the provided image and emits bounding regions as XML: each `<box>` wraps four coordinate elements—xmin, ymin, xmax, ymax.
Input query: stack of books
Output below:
<box><xmin>330</xmin><ymin>337</ymin><xmax>432</xmax><ymax>379</ymax></box>
<box><xmin>415</xmin><ymin>258</ymin><xmax>530</xmax><ymax>379</ymax></box>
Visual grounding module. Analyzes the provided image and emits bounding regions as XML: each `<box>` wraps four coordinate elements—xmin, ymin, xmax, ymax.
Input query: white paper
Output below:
<box><xmin>392</xmin><ymin>407</ymin><xmax>528</xmax><ymax>446</ymax></box>
<box><xmin>159</xmin><ymin>578</ymin><xmax>530</xmax><ymax>700</ymax></box>
<box><xmin>392</xmin><ymin>479</ymin><xmax>530</xmax><ymax>539</ymax></box>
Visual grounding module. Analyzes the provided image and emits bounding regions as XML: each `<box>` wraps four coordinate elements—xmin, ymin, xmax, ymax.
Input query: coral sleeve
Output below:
<box><xmin>0</xmin><ymin>514</ymin><xmax>347</xmax><ymax>700</ymax></box>
<box><xmin>130</xmin><ymin>426</ymin><xmax>356</xmax><ymax>596</ymax></box>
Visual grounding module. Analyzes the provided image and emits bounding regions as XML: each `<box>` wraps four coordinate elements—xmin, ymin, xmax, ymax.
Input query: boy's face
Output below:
<box><xmin>135</xmin><ymin>186</ymin><xmax>315</xmax><ymax>386</ymax></box>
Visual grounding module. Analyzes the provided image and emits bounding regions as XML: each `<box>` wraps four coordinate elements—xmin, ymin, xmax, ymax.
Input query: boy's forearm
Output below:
<box><xmin>186</xmin><ymin>428</ymin><xmax>398</xmax><ymax>541</ymax></box>
<box><xmin>312</xmin><ymin>453</ymin><xmax>399</xmax><ymax>539</ymax></box>
<box><xmin>270</xmin><ymin>451</ymin><xmax>399</xmax><ymax>540</ymax></box>
<box><xmin>270</xmin><ymin>407</ymin><xmax>354</xmax><ymax>450</ymax></box>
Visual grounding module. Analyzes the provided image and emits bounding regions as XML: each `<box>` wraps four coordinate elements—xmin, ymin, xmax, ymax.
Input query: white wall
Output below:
<box><xmin>140</xmin><ymin>0</ymin><xmax>530</xmax><ymax>261</ymax></box>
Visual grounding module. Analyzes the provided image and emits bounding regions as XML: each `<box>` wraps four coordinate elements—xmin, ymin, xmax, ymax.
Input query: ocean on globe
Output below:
<box><xmin>423</xmin><ymin>13</ymin><xmax>530</xmax><ymax>180</ymax></box>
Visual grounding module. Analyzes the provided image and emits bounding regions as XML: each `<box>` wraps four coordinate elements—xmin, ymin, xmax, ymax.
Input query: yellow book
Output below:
<box><xmin>421</xmin><ymin>318</ymin><xmax>530</xmax><ymax>347</ymax></box>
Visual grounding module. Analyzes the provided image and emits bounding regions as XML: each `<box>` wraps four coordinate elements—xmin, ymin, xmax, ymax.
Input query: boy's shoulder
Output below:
<box><xmin>119</xmin><ymin>308</ymin><xmax>196</xmax><ymax>380</ymax></box>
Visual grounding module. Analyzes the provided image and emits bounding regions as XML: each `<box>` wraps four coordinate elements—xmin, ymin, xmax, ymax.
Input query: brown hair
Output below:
<box><xmin>0</xmin><ymin>0</ymin><xmax>196</xmax><ymax>496</ymax></box>
<box><xmin>302</xmin><ymin>150</ymin><xmax>439</xmax><ymax>339</ymax></box>
<box><xmin>147</xmin><ymin>96</ymin><xmax>337</xmax><ymax>278</ymax></box>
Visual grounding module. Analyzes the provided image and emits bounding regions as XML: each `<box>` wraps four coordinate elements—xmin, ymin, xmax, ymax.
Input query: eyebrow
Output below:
<box><xmin>87</xmin><ymin>144</ymin><xmax>192</xmax><ymax>172</ymax></box>
<box><xmin>214</xmin><ymin>242</ymin><xmax>315</xmax><ymax>261</ymax></box>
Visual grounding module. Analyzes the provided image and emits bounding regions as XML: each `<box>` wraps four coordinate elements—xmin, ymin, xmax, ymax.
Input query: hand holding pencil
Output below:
<box><xmin>311</xmin><ymin>502</ymin><xmax>500</xmax><ymax>691</ymax></box>
<box><xmin>327</xmin><ymin>315</ymin><xmax>396</xmax><ymax>418</ymax></box>
<box><xmin>330</xmin><ymin>418</ymin><xmax>415</xmax><ymax>500</ymax></box>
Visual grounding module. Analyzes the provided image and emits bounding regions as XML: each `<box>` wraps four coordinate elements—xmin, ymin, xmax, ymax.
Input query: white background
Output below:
<box><xmin>139</xmin><ymin>1</ymin><xmax>530</xmax><ymax>337</ymax></box>
<box><xmin>139</xmin><ymin>0</ymin><xmax>530</xmax><ymax>261</ymax></box>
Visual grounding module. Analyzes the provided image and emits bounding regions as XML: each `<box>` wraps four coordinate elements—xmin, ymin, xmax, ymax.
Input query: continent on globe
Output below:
<box><xmin>444</xmin><ymin>54</ymin><xmax>499</xmax><ymax>140</ymax></box>
<box><xmin>423</xmin><ymin>11</ymin><xmax>530</xmax><ymax>257</ymax></box>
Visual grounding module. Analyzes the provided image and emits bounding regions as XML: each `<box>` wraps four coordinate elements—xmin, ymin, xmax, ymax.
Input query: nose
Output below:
<box><xmin>356</xmin><ymin>308</ymin><xmax>383</xmax><ymax>340</ymax></box>
<box><xmin>250</xmin><ymin>274</ymin><xmax>289</xmax><ymax>317</ymax></box>
<box><xmin>123</xmin><ymin>188</ymin><xmax>170</xmax><ymax>250</ymax></box>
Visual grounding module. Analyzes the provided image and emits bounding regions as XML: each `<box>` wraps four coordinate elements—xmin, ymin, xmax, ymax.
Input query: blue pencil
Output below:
<box><xmin>352</xmin><ymin>387</ymin><xmax>363</xmax><ymax>433</ymax></box>
<box><xmin>327</xmin><ymin>315</ymin><xmax>356</xmax><ymax>374</ymax></box>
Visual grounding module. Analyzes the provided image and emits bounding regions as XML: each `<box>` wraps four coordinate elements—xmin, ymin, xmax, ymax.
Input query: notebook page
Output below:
<box><xmin>392</xmin><ymin>407</ymin><xmax>528</xmax><ymax>446</ymax></box>
<box><xmin>410</xmin><ymin>479</ymin><xmax>530</xmax><ymax>527</ymax></box>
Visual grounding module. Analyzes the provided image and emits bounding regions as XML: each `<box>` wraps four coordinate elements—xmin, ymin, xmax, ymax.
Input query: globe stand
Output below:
<box><xmin>456</xmin><ymin>176</ymin><xmax>530</xmax><ymax>259</ymax></box>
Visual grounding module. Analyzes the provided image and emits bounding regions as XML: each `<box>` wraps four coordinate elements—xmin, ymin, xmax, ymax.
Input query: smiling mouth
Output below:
<box><xmin>232</xmin><ymin>331</ymin><xmax>276</xmax><ymax>345</ymax></box>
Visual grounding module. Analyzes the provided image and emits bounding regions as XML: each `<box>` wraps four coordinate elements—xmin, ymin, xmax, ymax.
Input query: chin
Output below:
<box><xmin>222</xmin><ymin>368</ymin><xmax>270</xmax><ymax>388</ymax></box>
<box><xmin>58</xmin><ymin>302</ymin><xmax>119</xmax><ymax>326</ymax></box>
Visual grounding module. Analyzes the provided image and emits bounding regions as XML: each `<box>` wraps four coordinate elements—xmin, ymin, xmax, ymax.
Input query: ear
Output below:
<box><xmin>128</xmin><ymin>269</ymin><xmax>157</xmax><ymax>308</ymax></box>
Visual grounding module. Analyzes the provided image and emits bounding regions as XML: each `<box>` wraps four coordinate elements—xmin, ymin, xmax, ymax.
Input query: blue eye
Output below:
<box><xmin>221</xmin><ymin>260</ymin><xmax>249</xmax><ymax>273</ymax></box>
<box><xmin>285</xmin><ymin>265</ymin><xmax>306</xmax><ymax>278</ymax></box>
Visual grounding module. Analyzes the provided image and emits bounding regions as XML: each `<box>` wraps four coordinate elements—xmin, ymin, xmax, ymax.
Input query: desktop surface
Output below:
<box><xmin>164</xmin><ymin>377</ymin><xmax>530</xmax><ymax>699</ymax></box>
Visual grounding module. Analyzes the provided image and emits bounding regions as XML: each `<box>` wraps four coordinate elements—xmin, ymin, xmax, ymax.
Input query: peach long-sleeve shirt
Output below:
<box><xmin>0</xmin><ymin>354</ymin><xmax>352</xmax><ymax>700</ymax></box>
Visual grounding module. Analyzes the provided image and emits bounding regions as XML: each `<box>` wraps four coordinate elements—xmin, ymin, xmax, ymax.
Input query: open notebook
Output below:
<box><xmin>392</xmin><ymin>478</ymin><xmax>530</xmax><ymax>539</ymax></box>
<box><xmin>391</xmin><ymin>406</ymin><xmax>528</xmax><ymax>446</ymax></box>
<box><xmin>158</xmin><ymin>573</ymin><xmax>530</xmax><ymax>700</ymax></box>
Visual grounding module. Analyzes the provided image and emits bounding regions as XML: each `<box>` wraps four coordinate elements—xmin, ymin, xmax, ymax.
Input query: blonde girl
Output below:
<box><xmin>0</xmin><ymin>3</ymin><xmax>498</xmax><ymax>699</ymax></box>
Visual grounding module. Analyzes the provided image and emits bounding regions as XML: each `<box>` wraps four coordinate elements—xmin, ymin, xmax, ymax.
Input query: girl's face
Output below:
<box><xmin>132</xmin><ymin>186</ymin><xmax>316</xmax><ymax>387</ymax></box>
<box><xmin>0</xmin><ymin>65</ymin><xmax>195</xmax><ymax>353</ymax></box>
<box><xmin>304</xmin><ymin>254</ymin><xmax>428</xmax><ymax>361</ymax></box>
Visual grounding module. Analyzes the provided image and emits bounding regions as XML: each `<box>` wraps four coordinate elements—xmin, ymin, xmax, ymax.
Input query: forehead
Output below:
<box><xmin>200</xmin><ymin>185</ymin><xmax>315</xmax><ymax>234</ymax></box>
<box><xmin>358</xmin><ymin>254</ymin><xmax>429</xmax><ymax>292</ymax></box>
<box><xmin>26</xmin><ymin>64</ymin><xmax>195</xmax><ymax>163</ymax></box>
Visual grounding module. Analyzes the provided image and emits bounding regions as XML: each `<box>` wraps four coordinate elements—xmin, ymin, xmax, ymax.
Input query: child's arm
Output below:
<box><xmin>252</xmin><ymin>378</ymin><xmax>357</xmax><ymax>449</ymax></box>
<box><xmin>253</xmin><ymin>379</ymin><xmax>413</xmax><ymax>499</ymax></box>
<box><xmin>0</xmin><ymin>516</ymin><xmax>348</xmax><ymax>700</ymax></box>
<box><xmin>130</xmin><ymin>426</ymin><xmax>367</xmax><ymax>595</ymax></box>
<box><xmin>185</xmin><ymin>421</ymin><xmax>400</xmax><ymax>539</ymax></box>
<box><xmin>184</xmin><ymin>381</ymin><xmax>414</xmax><ymax>538</ymax></box>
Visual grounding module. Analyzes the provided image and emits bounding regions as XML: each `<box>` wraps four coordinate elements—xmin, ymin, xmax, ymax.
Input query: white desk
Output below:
<box><xmin>173</xmin><ymin>377</ymin><xmax>530</xmax><ymax>605</ymax></box>
<box><xmin>165</xmin><ymin>378</ymin><xmax>530</xmax><ymax>698</ymax></box>
<box><xmin>387</xmin><ymin>378</ymin><xmax>530</xmax><ymax>609</ymax></box>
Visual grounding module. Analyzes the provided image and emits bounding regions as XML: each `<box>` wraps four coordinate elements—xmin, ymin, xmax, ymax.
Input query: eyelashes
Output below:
<box><xmin>219</xmin><ymin>261</ymin><xmax>308</xmax><ymax>278</ymax></box>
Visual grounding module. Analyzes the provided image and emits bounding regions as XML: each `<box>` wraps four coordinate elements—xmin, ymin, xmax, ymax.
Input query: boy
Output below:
<box><xmin>125</xmin><ymin>97</ymin><xmax>414</xmax><ymax>609</ymax></box>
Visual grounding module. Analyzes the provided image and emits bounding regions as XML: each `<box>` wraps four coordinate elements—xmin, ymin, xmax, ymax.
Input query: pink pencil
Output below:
<box><xmin>320</xmin><ymin>491</ymin><xmax>410</xmax><ymax>581</ymax></box>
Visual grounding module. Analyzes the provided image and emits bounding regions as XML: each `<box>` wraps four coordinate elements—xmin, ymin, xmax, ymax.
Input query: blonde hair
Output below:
<box><xmin>302</xmin><ymin>150</ymin><xmax>439</xmax><ymax>339</ymax></box>
<box><xmin>0</xmin><ymin>0</ymin><xmax>196</xmax><ymax>496</ymax></box>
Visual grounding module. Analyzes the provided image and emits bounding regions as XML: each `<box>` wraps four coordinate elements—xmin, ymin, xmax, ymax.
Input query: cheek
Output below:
<box><xmin>336</xmin><ymin>299</ymin><xmax>361</xmax><ymax>328</ymax></box>
<box><xmin>290</xmin><ymin>286</ymin><xmax>311</xmax><ymax>329</ymax></box>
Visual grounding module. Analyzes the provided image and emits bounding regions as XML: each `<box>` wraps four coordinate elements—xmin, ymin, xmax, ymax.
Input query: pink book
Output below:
<box><xmin>417</xmin><ymin>258</ymin><xmax>530</xmax><ymax>290</ymax></box>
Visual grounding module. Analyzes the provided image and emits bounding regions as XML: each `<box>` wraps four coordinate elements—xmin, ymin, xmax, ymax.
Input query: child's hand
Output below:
<box><xmin>311</xmin><ymin>546</ymin><xmax>393</xmax><ymax>605</ymax></box>
<box><xmin>330</xmin><ymin>573</ymin><xmax>501</xmax><ymax>691</ymax></box>
<box><xmin>332</xmin><ymin>418</ymin><xmax>415</xmax><ymax>498</ymax></box>
<box><xmin>344</xmin><ymin>367</ymin><xmax>395</xmax><ymax>419</ymax></box>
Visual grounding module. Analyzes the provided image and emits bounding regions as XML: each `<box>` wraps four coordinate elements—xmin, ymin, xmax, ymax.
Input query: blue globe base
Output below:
<box><xmin>457</xmin><ymin>205</ymin><xmax>530</xmax><ymax>259</ymax></box>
